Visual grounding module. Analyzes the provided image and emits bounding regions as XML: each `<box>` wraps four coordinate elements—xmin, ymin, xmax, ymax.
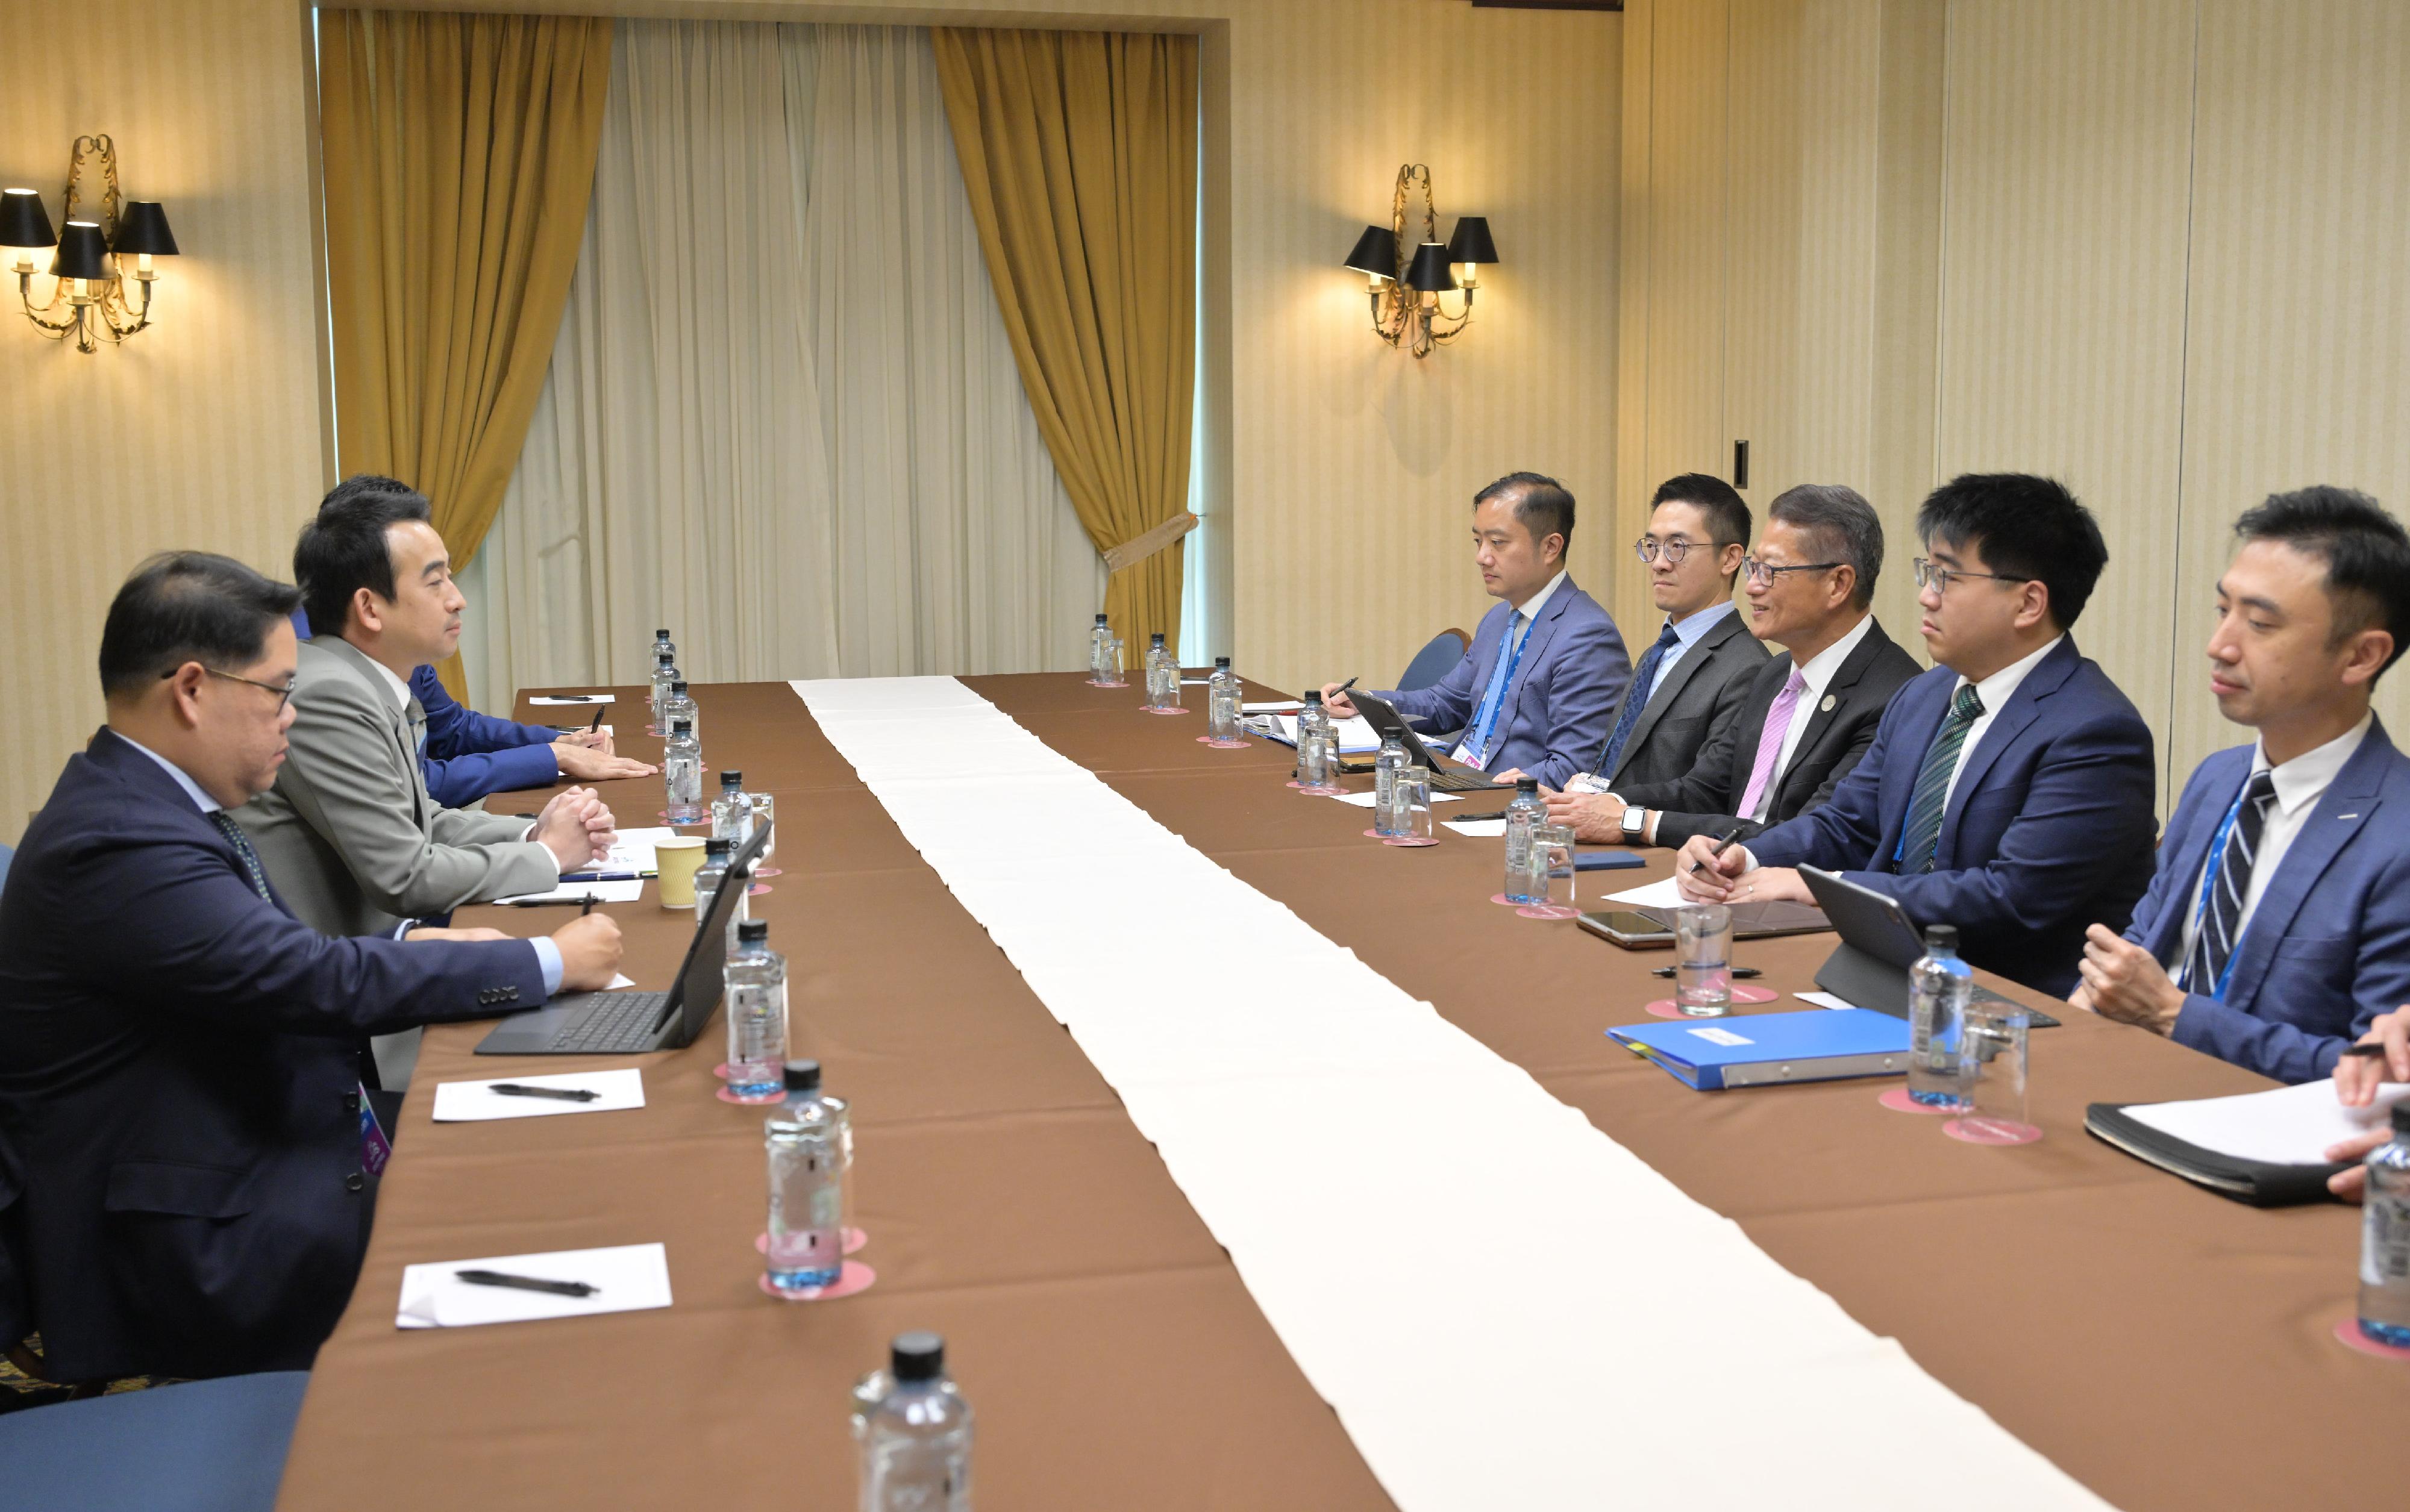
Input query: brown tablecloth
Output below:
<box><xmin>278</xmin><ymin>676</ymin><xmax>2410</xmax><ymax>1512</ymax></box>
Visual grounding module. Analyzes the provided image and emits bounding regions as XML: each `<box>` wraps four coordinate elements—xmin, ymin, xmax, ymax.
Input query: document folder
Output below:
<box><xmin>1607</xmin><ymin>1008</ymin><xmax>1911</xmax><ymax>1090</ymax></box>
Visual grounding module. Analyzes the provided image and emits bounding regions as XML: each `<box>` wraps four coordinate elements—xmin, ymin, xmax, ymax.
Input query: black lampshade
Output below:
<box><xmin>1342</xmin><ymin>223</ymin><xmax>1395</xmax><ymax>280</ymax></box>
<box><xmin>0</xmin><ymin>188</ymin><xmax>56</xmax><ymax>251</ymax></box>
<box><xmin>111</xmin><ymin>201</ymin><xmax>178</xmax><ymax>257</ymax></box>
<box><xmin>1404</xmin><ymin>242</ymin><xmax>1453</xmax><ymax>293</ymax></box>
<box><xmin>1445</xmin><ymin>216</ymin><xmax>1499</xmax><ymax>265</ymax></box>
<box><xmin>52</xmin><ymin>221</ymin><xmax>111</xmax><ymax>281</ymax></box>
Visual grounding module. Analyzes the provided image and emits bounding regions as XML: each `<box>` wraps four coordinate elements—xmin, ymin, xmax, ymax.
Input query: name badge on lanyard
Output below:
<box><xmin>1456</xmin><ymin>619</ymin><xmax>1535</xmax><ymax>771</ymax></box>
<box><xmin>359</xmin><ymin>1082</ymin><xmax>392</xmax><ymax>1177</ymax></box>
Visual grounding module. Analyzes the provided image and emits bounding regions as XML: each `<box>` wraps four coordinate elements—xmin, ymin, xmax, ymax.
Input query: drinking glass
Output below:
<box><xmin>1517</xmin><ymin>823</ymin><xmax>1580</xmax><ymax>919</ymax></box>
<box><xmin>751</xmin><ymin>793</ymin><xmax>779</xmax><ymax>878</ymax></box>
<box><xmin>1674</xmin><ymin>904</ymin><xmax>1733</xmax><ymax>1016</ymax></box>
<box><xmin>1382</xmin><ymin>766</ymin><xmax>1438</xmax><ymax>846</ymax></box>
<box><xmin>1297</xmin><ymin>729</ymin><xmax>1344</xmax><ymax>796</ymax></box>
<box><xmin>1947</xmin><ymin>1001</ymin><xmax>2039</xmax><ymax>1144</ymax></box>
<box><xmin>1098</xmin><ymin>637</ymin><xmax>1127</xmax><ymax>688</ymax></box>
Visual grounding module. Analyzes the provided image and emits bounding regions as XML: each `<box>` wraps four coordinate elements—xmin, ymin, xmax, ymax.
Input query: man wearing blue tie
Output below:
<box><xmin>2073</xmin><ymin>488</ymin><xmax>2410</xmax><ymax>1083</ymax></box>
<box><xmin>1321</xmin><ymin>472</ymin><xmax>1632</xmax><ymax>790</ymax></box>
<box><xmin>1677</xmin><ymin>474</ymin><xmax>2159</xmax><ymax>997</ymax></box>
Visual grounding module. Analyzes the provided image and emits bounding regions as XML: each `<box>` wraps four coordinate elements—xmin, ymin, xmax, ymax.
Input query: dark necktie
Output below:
<box><xmin>2181</xmin><ymin>770</ymin><xmax>2278</xmax><ymax>997</ymax></box>
<box><xmin>210</xmin><ymin>810</ymin><xmax>275</xmax><ymax>902</ymax></box>
<box><xmin>1600</xmin><ymin>620</ymin><xmax>1682</xmax><ymax>778</ymax></box>
<box><xmin>1897</xmin><ymin>683</ymin><xmax>1985</xmax><ymax>873</ymax></box>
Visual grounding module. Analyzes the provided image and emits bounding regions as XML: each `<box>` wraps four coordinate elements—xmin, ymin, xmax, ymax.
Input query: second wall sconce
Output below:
<box><xmin>2</xmin><ymin>134</ymin><xmax>178</xmax><ymax>354</ymax></box>
<box><xmin>1341</xmin><ymin>164</ymin><xmax>1498</xmax><ymax>358</ymax></box>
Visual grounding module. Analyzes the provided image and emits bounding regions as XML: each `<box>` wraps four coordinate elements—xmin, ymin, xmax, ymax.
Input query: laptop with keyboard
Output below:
<box><xmin>1347</xmin><ymin>692</ymin><xmax>1501</xmax><ymax>792</ymax></box>
<box><xmin>475</xmin><ymin>819</ymin><xmax>772</xmax><ymax>1056</ymax></box>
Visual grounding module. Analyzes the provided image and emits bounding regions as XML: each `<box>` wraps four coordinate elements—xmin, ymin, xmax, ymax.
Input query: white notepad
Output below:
<box><xmin>1332</xmin><ymin>790</ymin><xmax>1463</xmax><ymax>808</ymax></box>
<box><xmin>431</xmin><ymin>1069</ymin><xmax>645</xmax><ymax>1122</ymax></box>
<box><xmin>493</xmin><ymin>878</ymin><xmax>645</xmax><ymax>905</ymax></box>
<box><xmin>396</xmin><ymin>1242</ymin><xmax>671</xmax><ymax>1329</ymax></box>
<box><xmin>2123</xmin><ymin>1077</ymin><xmax>2410</xmax><ymax>1166</ymax></box>
<box><xmin>1604</xmin><ymin>877</ymin><xmax>1688</xmax><ymax>909</ymax></box>
<box><xmin>1443</xmin><ymin>819</ymin><xmax>1507</xmax><ymax>837</ymax></box>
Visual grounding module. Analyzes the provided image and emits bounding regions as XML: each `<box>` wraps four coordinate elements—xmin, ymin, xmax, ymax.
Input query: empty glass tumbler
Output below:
<box><xmin>1674</xmin><ymin>904</ymin><xmax>1734</xmax><ymax>1016</ymax></box>
<box><xmin>1948</xmin><ymin>1001</ymin><xmax>2039</xmax><ymax>1144</ymax></box>
<box><xmin>1381</xmin><ymin>766</ymin><xmax>1438</xmax><ymax>846</ymax></box>
<box><xmin>1516</xmin><ymin>823</ymin><xmax>1580</xmax><ymax>919</ymax></box>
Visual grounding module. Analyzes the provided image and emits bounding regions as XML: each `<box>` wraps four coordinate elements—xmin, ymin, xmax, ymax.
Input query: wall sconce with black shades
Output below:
<box><xmin>1341</xmin><ymin>164</ymin><xmax>1497</xmax><ymax>359</ymax></box>
<box><xmin>2</xmin><ymin>135</ymin><xmax>177</xmax><ymax>354</ymax></box>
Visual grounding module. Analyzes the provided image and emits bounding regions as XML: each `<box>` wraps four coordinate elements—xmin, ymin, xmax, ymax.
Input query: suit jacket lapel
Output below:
<box><xmin>2143</xmin><ymin>755</ymin><xmax>2242</xmax><ymax>964</ymax></box>
<box><xmin>1501</xmin><ymin>585</ymin><xmax>1573</xmax><ymax>736</ymax></box>
<box><xmin>2222</xmin><ymin>723</ymin><xmax>2394</xmax><ymax>1013</ymax></box>
<box><xmin>1770</xmin><ymin>622</ymin><xmax>1885</xmax><ymax>810</ymax></box>
<box><xmin>1936</xmin><ymin>639</ymin><xmax>2078</xmax><ymax>860</ymax></box>
<box><xmin>1621</xmin><ymin>604</ymin><xmax>1742</xmax><ymax>759</ymax></box>
<box><xmin>318</xmin><ymin>637</ymin><xmax>430</xmax><ymax>823</ymax></box>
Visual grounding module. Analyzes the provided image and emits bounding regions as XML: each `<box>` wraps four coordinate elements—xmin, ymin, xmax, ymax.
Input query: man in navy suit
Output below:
<box><xmin>2075</xmin><ymin>487</ymin><xmax>2410</xmax><ymax>1083</ymax></box>
<box><xmin>1677</xmin><ymin>474</ymin><xmax>2159</xmax><ymax>997</ymax></box>
<box><xmin>0</xmin><ymin>552</ymin><xmax>622</xmax><ymax>1382</ymax></box>
<box><xmin>1320</xmin><ymin>472</ymin><xmax>1632</xmax><ymax>790</ymax></box>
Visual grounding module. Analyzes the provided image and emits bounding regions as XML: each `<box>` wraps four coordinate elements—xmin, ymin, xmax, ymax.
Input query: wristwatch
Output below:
<box><xmin>1620</xmin><ymin>804</ymin><xmax>1648</xmax><ymax>839</ymax></box>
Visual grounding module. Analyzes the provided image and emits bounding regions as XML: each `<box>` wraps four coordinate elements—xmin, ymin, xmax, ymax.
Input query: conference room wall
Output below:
<box><xmin>0</xmin><ymin>0</ymin><xmax>329</xmax><ymax>846</ymax></box>
<box><xmin>1619</xmin><ymin>0</ymin><xmax>2410</xmax><ymax>813</ymax></box>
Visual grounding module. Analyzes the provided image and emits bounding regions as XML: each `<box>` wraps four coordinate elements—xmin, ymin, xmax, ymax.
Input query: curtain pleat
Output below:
<box><xmin>464</xmin><ymin>20</ymin><xmax>1101</xmax><ymax>702</ymax></box>
<box><xmin>930</xmin><ymin>28</ymin><xmax>1198</xmax><ymax>655</ymax></box>
<box><xmin>319</xmin><ymin>10</ymin><xmax>612</xmax><ymax>697</ymax></box>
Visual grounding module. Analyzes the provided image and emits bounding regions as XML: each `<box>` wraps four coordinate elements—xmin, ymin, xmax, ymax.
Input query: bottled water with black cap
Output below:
<box><xmin>765</xmin><ymin>1059</ymin><xmax>843</xmax><ymax>1292</ymax></box>
<box><xmin>858</xmin><ymin>1332</ymin><xmax>973</xmax><ymax>1511</ymax></box>
<box><xmin>663</xmin><ymin>717</ymin><xmax>703</xmax><ymax>823</ymax></box>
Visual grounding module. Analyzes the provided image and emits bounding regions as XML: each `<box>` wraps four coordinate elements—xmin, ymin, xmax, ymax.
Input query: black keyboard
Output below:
<box><xmin>548</xmin><ymin>990</ymin><xmax>673</xmax><ymax>1051</ymax></box>
<box><xmin>1429</xmin><ymin>766</ymin><xmax>1495</xmax><ymax>792</ymax></box>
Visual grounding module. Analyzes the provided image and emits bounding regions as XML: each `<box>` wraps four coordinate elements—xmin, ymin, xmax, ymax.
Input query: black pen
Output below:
<box><xmin>455</xmin><ymin>1268</ymin><xmax>599</xmax><ymax>1297</ymax></box>
<box><xmin>502</xmin><ymin>895</ymin><xmax>598</xmax><ymax>908</ymax></box>
<box><xmin>489</xmin><ymin>1082</ymin><xmax>601</xmax><ymax>1102</ymax></box>
<box><xmin>2341</xmin><ymin>1043</ymin><xmax>2394</xmax><ymax>1060</ymax></box>
<box><xmin>580</xmin><ymin>893</ymin><xmax>596</xmax><ymax>918</ymax></box>
<box><xmin>586</xmin><ymin>704</ymin><xmax>605</xmax><ymax>733</ymax></box>
<box><xmin>1336</xmin><ymin>676</ymin><xmax>1359</xmax><ymax>695</ymax></box>
<box><xmin>1691</xmin><ymin>824</ymin><xmax>1748</xmax><ymax>876</ymax></box>
<box><xmin>1452</xmin><ymin>808</ymin><xmax>1509</xmax><ymax>822</ymax></box>
<box><xmin>1653</xmin><ymin>966</ymin><xmax>1764</xmax><ymax>979</ymax></box>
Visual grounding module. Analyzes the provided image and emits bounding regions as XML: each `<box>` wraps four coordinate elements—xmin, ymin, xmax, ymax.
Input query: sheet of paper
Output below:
<box><xmin>1795</xmin><ymin>991</ymin><xmax>1860</xmax><ymax>1011</ymax></box>
<box><xmin>606</xmin><ymin>972</ymin><xmax>636</xmax><ymax>989</ymax></box>
<box><xmin>1256</xmin><ymin>713</ymin><xmax>1382</xmax><ymax>754</ymax></box>
<box><xmin>1444</xmin><ymin>818</ymin><xmax>1507</xmax><ymax>837</ymax></box>
<box><xmin>431</xmin><ymin>1068</ymin><xmax>645</xmax><ymax>1122</ymax></box>
<box><xmin>1242</xmin><ymin>699</ymin><xmax>1304</xmax><ymax>713</ymax></box>
<box><xmin>1330</xmin><ymin>789</ymin><xmax>1462</xmax><ymax>808</ymax></box>
<box><xmin>494</xmin><ymin>878</ymin><xmax>645</xmax><ymax>905</ymax></box>
<box><xmin>2124</xmin><ymin>1076</ymin><xmax>2410</xmax><ymax>1166</ymax></box>
<box><xmin>528</xmin><ymin>693</ymin><xmax>614</xmax><ymax>705</ymax></box>
<box><xmin>1604</xmin><ymin>876</ymin><xmax>1688</xmax><ymax>908</ymax></box>
<box><xmin>397</xmin><ymin>1242</ymin><xmax>670</xmax><ymax>1329</ymax></box>
<box><xmin>574</xmin><ymin>825</ymin><xmax>676</xmax><ymax>878</ymax></box>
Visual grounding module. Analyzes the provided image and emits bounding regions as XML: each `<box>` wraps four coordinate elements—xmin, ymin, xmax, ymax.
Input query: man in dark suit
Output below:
<box><xmin>1679</xmin><ymin>474</ymin><xmax>2159</xmax><ymax>997</ymax></box>
<box><xmin>2076</xmin><ymin>488</ymin><xmax>2410</xmax><ymax>1083</ymax></box>
<box><xmin>1549</xmin><ymin>484</ymin><xmax>1921</xmax><ymax>849</ymax></box>
<box><xmin>1321</xmin><ymin>472</ymin><xmax>1632</xmax><ymax>790</ymax></box>
<box><xmin>0</xmin><ymin>552</ymin><xmax>622</xmax><ymax>1382</ymax></box>
<box><xmin>1577</xmin><ymin>474</ymin><xmax>1771</xmax><ymax>795</ymax></box>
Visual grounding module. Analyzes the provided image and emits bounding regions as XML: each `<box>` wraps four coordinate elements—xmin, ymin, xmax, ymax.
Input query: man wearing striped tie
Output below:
<box><xmin>1675</xmin><ymin>475</ymin><xmax>2159</xmax><ymax>998</ymax></box>
<box><xmin>2073</xmin><ymin>488</ymin><xmax>2410</xmax><ymax>1083</ymax></box>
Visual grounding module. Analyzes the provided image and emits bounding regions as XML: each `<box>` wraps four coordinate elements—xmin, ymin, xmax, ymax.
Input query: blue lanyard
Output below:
<box><xmin>1470</xmin><ymin>615</ymin><xmax>1536</xmax><ymax>762</ymax></box>
<box><xmin>2183</xmin><ymin>773</ymin><xmax>2257</xmax><ymax>998</ymax></box>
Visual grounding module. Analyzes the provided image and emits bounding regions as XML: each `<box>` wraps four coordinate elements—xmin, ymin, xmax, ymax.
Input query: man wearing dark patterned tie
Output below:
<box><xmin>1676</xmin><ymin>474</ymin><xmax>2159</xmax><ymax>998</ymax></box>
<box><xmin>2075</xmin><ymin>487</ymin><xmax>2410</xmax><ymax>1082</ymax></box>
<box><xmin>0</xmin><ymin>553</ymin><xmax>622</xmax><ymax>1382</ymax></box>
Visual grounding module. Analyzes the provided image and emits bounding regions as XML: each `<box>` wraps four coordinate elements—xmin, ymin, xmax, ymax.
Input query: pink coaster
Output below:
<box><xmin>754</xmin><ymin>866</ymin><xmax>783</xmax><ymax>878</ymax></box>
<box><xmin>1197</xmin><ymin>736</ymin><xmax>1250</xmax><ymax>748</ymax></box>
<box><xmin>1516</xmin><ymin>904</ymin><xmax>1580</xmax><ymax>920</ymax></box>
<box><xmin>1643</xmin><ymin>998</ymin><xmax>1732</xmax><ymax>1019</ymax></box>
<box><xmin>1380</xmin><ymin>836</ymin><xmax>1439</xmax><ymax>848</ymax></box>
<box><xmin>1878</xmin><ymin>1087</ymin><xmax>1960</xmax><ymax>1116</ymax></box>
<box><xmin>756</xmin><ymin>1228</ymin><xmax>869</xmax><ymax>1257</ymax></box>
<box><xmin>1944</xmin><ymin>1116</ymin><xmax>2042</xmax><ymax>1146</ymax></box>
<box><xmin>1491</xmin><ymin>893</ymin><xmax>1540</xmax><ymax>907</ymax></box>
<box><xmin>714</xmin><ymin>1062</ymin><xmax>730</xmax><ymax>1079</ymax></box>
<box><xmin>1094</xmin><ymin>678</ymin><xmax>1128</xmax><ymax>689</ymax></box>
<box><xmin>1297</xmin><ymin>784</ymin><xmax>1345</xmax><ymax>797</ymax></box>
<box><xmin>1729</xmin><ymin>984</ymin><xmax>1779</xmax><ymax>1005</ymax></box>
<box><xmin>717</xmin><ymin>1084</ymin><xmax>783</xmax><ymax>1106</ymax></box>
<box><xmin>759</xmin><ymin>1260</ymin><xmax>877</xmax><ymax>1302</ymax></box>
<box><xmin>2334</xmin><ymin>1318</ymin><xmax>2410</xmax><ymax>1361</ymax></box>
<box><xmin>747</xmin><ymin>883</ymin><xmax>772</xmax><ymax>896</ymax></box>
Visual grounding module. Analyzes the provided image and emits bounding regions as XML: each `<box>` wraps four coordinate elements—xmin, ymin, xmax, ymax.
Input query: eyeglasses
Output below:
<box><xmin>1912</xmin><ymin>557</ymin><xmax>2033</xmax><ymax>594</ymax></box>
<box><xmin>1741</xmin><ymin>555</ymin><xmax>1843</xmax><ymax>587</ymax></box>
<box><xmin>174</xmin><ymin>664</ymin><xmax>299</xmax><ymax>711</ymax></box>
<box><xmin>1635</xmin><ymin>536</ymin><xmax>1723</xmax><ymax>565</ymax></box>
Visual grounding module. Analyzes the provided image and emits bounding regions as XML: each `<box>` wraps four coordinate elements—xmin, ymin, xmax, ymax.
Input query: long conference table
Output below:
<box><xmin>275</xmin><ymin>674</ymin><xmax>2410</xmax><ymax>1511</ymax></box>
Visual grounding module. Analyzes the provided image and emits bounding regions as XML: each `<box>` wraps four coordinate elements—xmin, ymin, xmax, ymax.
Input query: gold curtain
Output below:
<box><xmin>319</xmin><ymin>10</ymin><xmax>612</xmax><ymax>696</ymax></box>
<box><xmin>932</xmin><ymin>28</ymin><xmax>1198</xmax><ymax>655</ymax></box>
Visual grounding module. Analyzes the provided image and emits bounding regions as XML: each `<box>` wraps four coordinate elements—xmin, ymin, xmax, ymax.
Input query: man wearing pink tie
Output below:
<box><xmin>1548</xmin><ymin>484</ymin><xmax>1921</xmax><ymax>849</ymax></box>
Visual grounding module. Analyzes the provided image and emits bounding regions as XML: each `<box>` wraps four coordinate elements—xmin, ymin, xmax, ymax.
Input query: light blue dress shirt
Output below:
<box><xmin>1638</xmin><ymin>597</ymin><xmax>1738</xmax><ymax>706</ymax></box>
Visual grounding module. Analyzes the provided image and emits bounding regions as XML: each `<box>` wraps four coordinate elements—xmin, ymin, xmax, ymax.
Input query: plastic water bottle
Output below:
<box><xmin>725</xmin><ymin>919</ymin><xmax>787</xmax><ymax>1100</ymax></box>
<box><xmin>1294</xmin><ymin>689</ymin><xmax>1333</xmax><ymax>788</ymax></box>
<box><xmin>2357</xmin><ymin>1101</ymin><xmax>2410</xmax><ymax>1348</ymax></box>
<box><xmin>1088</xmin><ymin>612</ymin><xmax>1112</xmax><ymax>684</ymax></box>
<box><xmin>663</xmin><ymin>717</ymin><xmax>704</xmax><ymax>823</ymax></box>
<box><xmin>1907</xmin><ymin>924</ymin><xmax>1974</xmax><ymax>1108</ymax></box>
<box><xmin>662</xmin><ymin>679</ymin><xmax>699</xmax><ymax>748</ymax></box>
<box><xmin>765</xmin><ymin>1060</ymin><xmax>844</xmax><ymax>1292</ymax></box>
<box><xmin>1373</xmin><ymin>733</ymin><xmax>1410</xmax><ymax>836</ymax></box>
<box><xmin>1143</xmin><ymin>632</ymin><xmax>1177</xmax><ymax>710</ymax></box>
<box><xmin>1206</xmin><ymin>656</ymin><xmax>1240</xmax><ymax>742</ymax></box>
<box><xmin>712</xmin><ymin>769</ymin><xmax>756</xmax><ymax>850</ymax></box>
<box><xmin>653</xmin><ymin>626</ymin><xmax>675</xmax><ymax>666</ymax></box>
<box><xmin>649</xmin><ymin>651</ymin><xmax>677</xmax><ymax>733</ymax></box>
<box><xmin>858</xmin><ymin>1332</ymin><xmax>974</xmax><ymax>1512</ymax></box>
<box><xmin>1503</xmin><ymin>777</ymin><xmax>1547</xmax><ymax>902</ymax></box>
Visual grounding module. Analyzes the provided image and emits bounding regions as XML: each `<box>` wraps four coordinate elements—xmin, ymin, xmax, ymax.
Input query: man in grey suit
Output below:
<box><xmin>237</xmin><ymin>481</ymin><xmax>615</xmax><ymax>1081</ymax></box>
<box><xmin>1565</xmin><ymin>474</ymin><xmax>1770</xmax><ymax>802</ymax></box>
<box><xmin>1550</xmin><ymin>484</ymin><xmax>1922</xmax><ymax>849</ymax></box>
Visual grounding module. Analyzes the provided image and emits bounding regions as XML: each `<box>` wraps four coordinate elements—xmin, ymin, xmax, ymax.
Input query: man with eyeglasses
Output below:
<box><xmin>1677</xmin><ymin>473</ymin><xmax>2158</xmax><ymax>997</ymax></box>
<box><xmin>0</xmin><ymin>552</ymin><xmax>622</xmax><ymax>1382</ymax></box>
<box><xmin>1556</xmin><ymin>475</ymin><xmax>1769</xmax><ymax>800</ymax></box>
<box><xmin>1548</xmin><ymin>484</ymin><xmax>1921</xmax><ymax>851</ymax></box>
<box><xmin>237</xmin><ymin>480</ymin><xmax>618</xmax><ymax>1086</ymax></box>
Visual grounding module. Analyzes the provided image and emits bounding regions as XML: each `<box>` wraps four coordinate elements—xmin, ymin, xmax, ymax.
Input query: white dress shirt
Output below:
<box><xmin>1750</xmin><ymin>611</ymin><xmax>1876</xmax><ymax>821</ymax></box>
<box><xmin>2171</xmin><ymin>713</ymin><xmax>2371</xmax><ymax>975</ymax></box>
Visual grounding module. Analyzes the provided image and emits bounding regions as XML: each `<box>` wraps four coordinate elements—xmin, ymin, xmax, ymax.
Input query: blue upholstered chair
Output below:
<box><xmin>1395</xmin><ymin>628</ymin><xmax>1470</xmax><ymax>693</ymax></box>
<box><xmin>0</xmin><ymin>1371</ymin><xmax>313</xmax><ymax>1511</ymax></box>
